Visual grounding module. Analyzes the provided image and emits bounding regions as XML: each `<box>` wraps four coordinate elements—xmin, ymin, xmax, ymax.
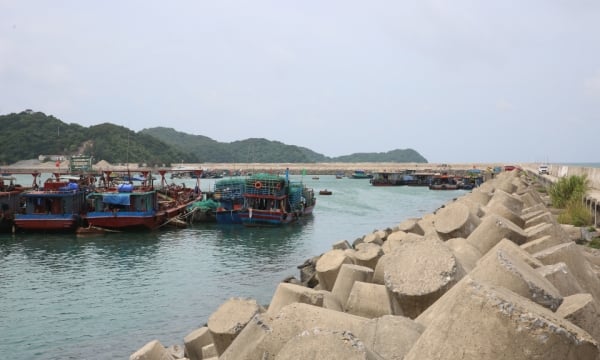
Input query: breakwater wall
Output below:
<box><xmin>131</xmin><ymin>169</ymin><xmax>600</xmax><ymax>359</ymax></box>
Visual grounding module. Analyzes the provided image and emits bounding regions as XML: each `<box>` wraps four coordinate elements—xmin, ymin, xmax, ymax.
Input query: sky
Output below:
<box><xmin>1</xmin><ymin>1</ymin><xmax>599</xmax><ymax>164</ymax></box>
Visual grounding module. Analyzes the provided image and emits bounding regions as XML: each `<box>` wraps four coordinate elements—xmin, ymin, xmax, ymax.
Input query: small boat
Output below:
<box><xmin>335</xmin><ymin>173</ymin><xmax>344</xmax><ymax>179</ymax></box>
<box><xmin>351</xmin><ymin>170</ymin><xmax>373</xmax><ymax>179</ymax></box>
<box><xmin>238</xmin><ymin>172</ymin><xmax>316</xmax><ymax>227</ymax></box>
<box><xmin>319</xmin><ymin>189</ymin><xmax>332</xmax><ymax>195</ymax></box>
<box><xmin>14</xmin><ymin>177</ymin><xmax>88</xmax><ymax>232</ymax></box>
<box><xmin>186</xmin><ymin>199</ymin><xmax>218</xmax><ymax>223</ymax></box>
<box><xmin>312</xmin><ymin>176</ymin><xmax>320</xmax><ymax>180</ymax></box>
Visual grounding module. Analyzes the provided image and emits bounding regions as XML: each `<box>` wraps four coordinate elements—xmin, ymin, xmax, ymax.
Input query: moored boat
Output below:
<box><xmin>370</xmin><ymin>171</ymin><xmax>405</xmax><ymax>186</ymax></box>
<box><xmin>319</xmin><ymin>189</ymin><xmax>332</xmax><ymax>195</ymax></box>
<box><xmin>213</xmin><ymin>178</ymin><xmax>246</xmax><ymax>224</ymax></box>
<box><xmin>84</xmin><ymin>174</ymin><xmax>200</xmax><ymax>230</ymax></box>
<box><xmin>351</xmin><ymin>169</ymin><xmax>373</xmax><ymax>179</ymax></box>
<box><xmin>428</xmin><ymin>173</ymin><xmax>460</xmax><ymax>190</ymax></box>
<box><xmin>0</xmin><ymin>176</ymin><xmax>25</xmax><ymax>232</ymax></box>
<box><xmin>238</xmin><ymin>172</ymin><xmax>316</xmax><ymax>227</ymax></box>
<box><xmin>14</xmin><ymin>176</ymin><xmax>88</xmax><ymax>232</ymax></box>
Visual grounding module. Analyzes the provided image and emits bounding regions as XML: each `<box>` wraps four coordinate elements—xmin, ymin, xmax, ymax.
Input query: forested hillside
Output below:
<box><xmin>0</xmin><ymin>111</ymin><xmax>428</xmax><ymax>164</ymax></box>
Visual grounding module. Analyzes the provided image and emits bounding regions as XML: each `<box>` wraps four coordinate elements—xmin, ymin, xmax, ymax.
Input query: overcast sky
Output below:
<box><xmin>1</xmin><ymin>1</ymin><xmax>599</xmax><ymax>164</ymax></box>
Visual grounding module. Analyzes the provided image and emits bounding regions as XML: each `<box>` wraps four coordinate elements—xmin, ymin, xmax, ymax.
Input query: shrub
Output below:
<box><xmin>548</xmin><ymin>175</ymin><xmax>589</xmax><ymax>208</ymax></box>
<box><xmin>557</xmin><ymin>199</ymin><xmax>593</xmax><ymax>226</ymax></box>
<box><xmin>589</xmin><ymin>237</ymin><xmax>600</xmax><ymax>249</ymax></box>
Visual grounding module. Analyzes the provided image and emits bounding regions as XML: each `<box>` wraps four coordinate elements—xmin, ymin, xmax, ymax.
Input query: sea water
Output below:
<box><xmin>0</xmin><ymin>174</ymin><xmax>465</xmax><ymax>359</ymax></box>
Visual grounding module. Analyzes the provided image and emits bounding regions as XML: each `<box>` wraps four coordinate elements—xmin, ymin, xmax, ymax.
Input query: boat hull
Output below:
<box><xmin>14</xmin><ymin>214</ymin><xmax>81</xmax><ymax>231</ymax></box>
<box><xmin>85</xmin><ymin>211</ymin><xmax>165</xmax><ymax>230</ymax></box>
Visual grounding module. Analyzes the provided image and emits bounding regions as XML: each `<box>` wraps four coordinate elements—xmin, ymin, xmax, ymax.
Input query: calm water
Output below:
<box><xmin>0</xmin><ymin>174</ymin><xmax>465</xmax><ymax>360</ymax></box>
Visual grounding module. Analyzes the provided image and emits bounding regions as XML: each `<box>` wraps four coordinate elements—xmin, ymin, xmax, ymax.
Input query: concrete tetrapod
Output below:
<box><xmin>330</xmin><ymin>264</ymin><xmax>374</xmax><ymax>311</ymax></box>
<box><xmin>556</xmin><ymin>293</ymin><xmax>600</xmax><ymax>342</ymax></box>
<box><xmin>274</xmin><ymin>328</ymin><xmax>384</xmax><ymax>360</ymax></box>
<box><xmin>382</xmin><ymin>237</ymin><xmax>466</xmax><ymax>319</ymax></box>
<box><xmin>183</xmin><ymin>326</ymin><xmax>213</xmax><ymax>360</ymax></box>
<box><xmin>406</xmin><ymin>277</ymin><xmax>600</xmax><ymax>360</ymax></box>
<box><xmin>129</xmin><ymin>339</ymin><xmax>174</xmax><ymax>360</ymax></box>
<box><xmin>433</xmin><ymin>201</ymin><xmax>481</xmax><ymax>240</ymax></box>
<box><xmin>353</xmin><ymin>243</ymin><xmax>384</xmax><ymax>270</ymax></box>
<box><xmin>536</xmin><ymin>262</ymin><xmax>585</xmax><ymax>297</ymax></box>
<box><xmin>207</xmin><ymin>297</ymin><xmax>265</xmax><ymax>355</ymax></box>
<box><xmin>345</xmin><ymin>282</ymin><xmax>399</xmax><ymax>318</ymax></box>
<box><xmin>267</xmin><ymin>282</ymin><xmax>324</xmax><ymax>316</ymax></box>
<box><xmin>469</xmin><ymin>240</ymin><xmax>563</xmax><ymax>311</ymax></box>
<box><xmin>466</xmin><ymin>214</ymin><xmax>528</xmax><ymax>256</ymax></box>
<box><xmin>534</xmin><ymin>242</ymin><xmax>600</xmax><ymax>303</ymax></box>
<box><xmin>315</xmin><ymin>249</ymin><xmax>354</xmax><ymax>291</ymax></box>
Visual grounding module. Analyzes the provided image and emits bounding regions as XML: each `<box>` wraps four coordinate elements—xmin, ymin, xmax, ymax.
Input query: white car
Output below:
<box><xmin>538</xmin><ymin>165</ymin><xmax>549</xmax><ymax>175</ymax></box>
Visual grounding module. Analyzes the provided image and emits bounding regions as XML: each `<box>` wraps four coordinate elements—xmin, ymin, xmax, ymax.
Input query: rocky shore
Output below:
<box><xmin>128</xmin><ymin>169</ymin><xmax>600</xmax><ymax>359</ymax></box>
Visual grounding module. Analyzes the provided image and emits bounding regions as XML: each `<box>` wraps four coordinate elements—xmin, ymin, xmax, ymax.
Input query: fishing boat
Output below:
<box><xmin>370</xmin><ymin>171</ymin><xmax>405</xmax><ymax>186</ymax></box>
<box><xmin>238</xmin><ymin>172</ymin><xmax>316</xmax><ymax>226</ymax></box>
<box><xmin>319</xmin><ymin>189</ymin><xmax>332</xmax><ymax>195</ymax></box>
<box><xmin>351</xmin><ymin>169</ymin><xmax>373</xmax><ymax>179</ymax></box>
<box><xmin>14</xmin><ymin>176</ymin><xmax>88</xmax><ymax>232</ymax></box>
<box><xmin>428</xmin><ymin>173</ymin><xmax>460</xmax><ymax>190</ymax></box>
<box><xmin>213</xmin><ymin>178</ymin><xmax>246</xmax><ymax>224</ymax></box>
<box><xmin>84</xmin><ymin>174</ymin><xmax>200</xmax><ymax>230</ymax></box>
<box><xmin>0</xmin><ymin>176</ymin><xmax>25</xmax><ymax>232</ymax></box>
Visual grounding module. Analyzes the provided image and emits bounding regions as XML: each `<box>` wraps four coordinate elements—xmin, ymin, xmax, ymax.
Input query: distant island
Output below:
<box><xmin>0</xmin><ymin>110</ymin><xmax>428</xmax><ymax>165</ymax></box>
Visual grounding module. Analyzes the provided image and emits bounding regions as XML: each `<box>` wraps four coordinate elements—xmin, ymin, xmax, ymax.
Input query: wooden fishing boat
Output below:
<box><xmin>351</xmin><ymin>169</ymin><xmax>373</xmax><ymax>179</ymax></box>
<box><xmin>238</xmin><ymin>172</ymin><xmax>316</xmax><ymax>227</ymax></box>
<box><xmin>319</xmin><ymin>189</ymin><xmax>332</xmax><ymax>195</ymax></box>
<box><xmin>428</xmin><ymin>174</ymin><xmax>460</xmax><ymax>190</ymax></box>
<box><xmin>84</xmin><ymin>180</ymin><xmax>200</xmax><ymax>231</ymax></box>
<box><xmin>213</xmin><ymin>178</ymin><xmax>246</xmax><ymax>224</ymax></box>
<box><xmin>14</xmin><ymin>177</ymin><xmax>88</xmax><ymax>232</ymax></box>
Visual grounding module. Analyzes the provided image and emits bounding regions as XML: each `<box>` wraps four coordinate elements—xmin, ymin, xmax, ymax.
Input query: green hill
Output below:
<box><xmin>0</xmin><ymin>111</ymin><xmax>428</xmax><ymax>164</ymax></box>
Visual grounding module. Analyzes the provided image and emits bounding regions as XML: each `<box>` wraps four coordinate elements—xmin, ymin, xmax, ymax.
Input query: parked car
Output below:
<box><xmin>538</xmin><ymin>165</ymin><xmax>549</xmax><ymax>175</ymax></box>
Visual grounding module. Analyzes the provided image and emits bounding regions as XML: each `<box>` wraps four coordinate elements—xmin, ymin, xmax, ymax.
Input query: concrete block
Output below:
<box><xmin>526</xmin><ymin>222</ymin><xmax>570</xmax><ymax>243</ymax></box>
<box><xmin>433</xmin><ymin>201</ymin><xmax>481</xmax><ymax>240</ymax></box>
<box><xmin>537</xmin><ymin>262</ymin><xmax>585</xmax><ymax>297</ymax></box>
<box><xmin>201</xmin><ymin>343</ymin><xmax>217</xmax><ymax>359</ymax></box>
<box><xmin>354</xmin><ymin>243</ymin><xmax>384</xmax><ymax>270</ymax></box>
<box><xmin>315</xmin><ymin>249</ymin><xmax>354</xmax><ymax>291</ymax></box>
<box><xmin>445</xmin><ymin>237</ymin><xmax>482</xmax><ymax>273</ymax></box>
<box><xmin>130</xmin><ymin>340</ymin><xmax>174</xmax><ymax>360</ymax></box>
<box><xmin>524</xmin><ymin>211</ymin><xmax>556</xmax><ymax>228</ymax></box>
<box><xmin>519</xmin><ymin>189</ymin><xmax>545</xmax><ymax>208</ymax></box>
<box><xmin>521</xmin><ymin>235</ymin><xmax>569</xmax><ymax>255</ymax></box>
<box><xmin>363</xmin><ymin>231</ymin><xmax>383</xmax><ymax>246</ymax></box>
<box><xmin>345</xmin><ymin>282</ymin><xmax>398</xmax><ymax>318</ymax></box>
<box><xmin>534</xmin><ymin>242</ymin><xmax>600</xmax><ymax>301</ymax></box>
<box><xmin>332</xmin><ymin>240</ymin><xmax>353</xmax><ymax>250</ymax></box>
<box><xmin>466</xmin><ymin>214</ymin><xmax>528</xmax><ymax>256</ymax></box>
<box><xmin>219</xmin><ymin>303</ymin><xmax>373</xmax><ymax>360</ymax></box>
<box><xmin>395</xmin><ymin>218</ymin><xmax>424</xmax><ymax>235</ymax></box>
<box><xmin>470</xmin><ymin>240</ymin><xmax>563</xmax><ymax>311</ymax></box>
<box><xmin>557</xmin><ymin>293</ymin><xmax>600</xmax><ymax>342</ymax></box>
<box><xmin>331</xmin><ymin>264</ymin><xmax>374</xmax><ymax>310</ymax></box>
<box><xmin>317</xmin><ymin>290</ymin><xmax>343</xmax><ymax>312</ymax></box>
<box><xmin>476</xmin><ymin>238</ymin><xmax>544</xmax><ymax>269</ymax></box>
<box><xmin>365</xmin><ymin>315</ymin><xmax>425</xmax><ymax>360</ymax></box>
<box><xmin>489</xmin><ymin>189</ymin><xmax>524</xmax><ymax>214</ymax></box>
<box><xmin>383</xmin><ymin>237</ymin><xmax>465</xmax><ymax>318</ymax></box>
<box><xmin>184</xmin><ymin>326</ymin><xmax>213</xmax><ymax>360</ymax></box>
<box><xmin>267</xmin><ymin>283</ymin><xmax>324</xmax><ymax>316</ymax></box>
<box><xmin>407</xmin><ymin>277</ymin><xmax>599</xmax><ymax>360</ymax></box>
<box><xmin>482</xmin><ymin>200</ymin><xmax>525</xmax><ymax>228</ymax></box>
<box><xmin>274</xmin><ymin>328</ymin><xmax>382</xmax><ymax>360</ymax></box>
<box><xmin>207</xmin><ymin>297</ymin><xmax>265</xmax><ymax>355</ymax></box>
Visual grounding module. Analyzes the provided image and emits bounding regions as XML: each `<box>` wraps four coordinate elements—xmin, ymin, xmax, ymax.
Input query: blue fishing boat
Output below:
<box><xmin>14</xmin><ymin>177</ymin><xmax>88</xmax><ymax>232</ymax></box>
<box><xmin>213</xmin><ymin>178</ymin><xmax>246</xmax><ymax>224</ymax></box>
<box><xmin>238</xmin><ymin>172</ymin><xmax>316</xmax><ymax>227</ymax></box>
<box><xmin>351</xmin><ymin>169</ymin><xmax>373</xmax><ymax>179</ymax></box>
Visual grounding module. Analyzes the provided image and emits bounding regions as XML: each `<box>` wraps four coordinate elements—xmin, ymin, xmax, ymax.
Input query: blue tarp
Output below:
<box><xmin>102</xmin><ymin>193</ymin><xmax>131</xmax><ymax>205</ymax></box>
